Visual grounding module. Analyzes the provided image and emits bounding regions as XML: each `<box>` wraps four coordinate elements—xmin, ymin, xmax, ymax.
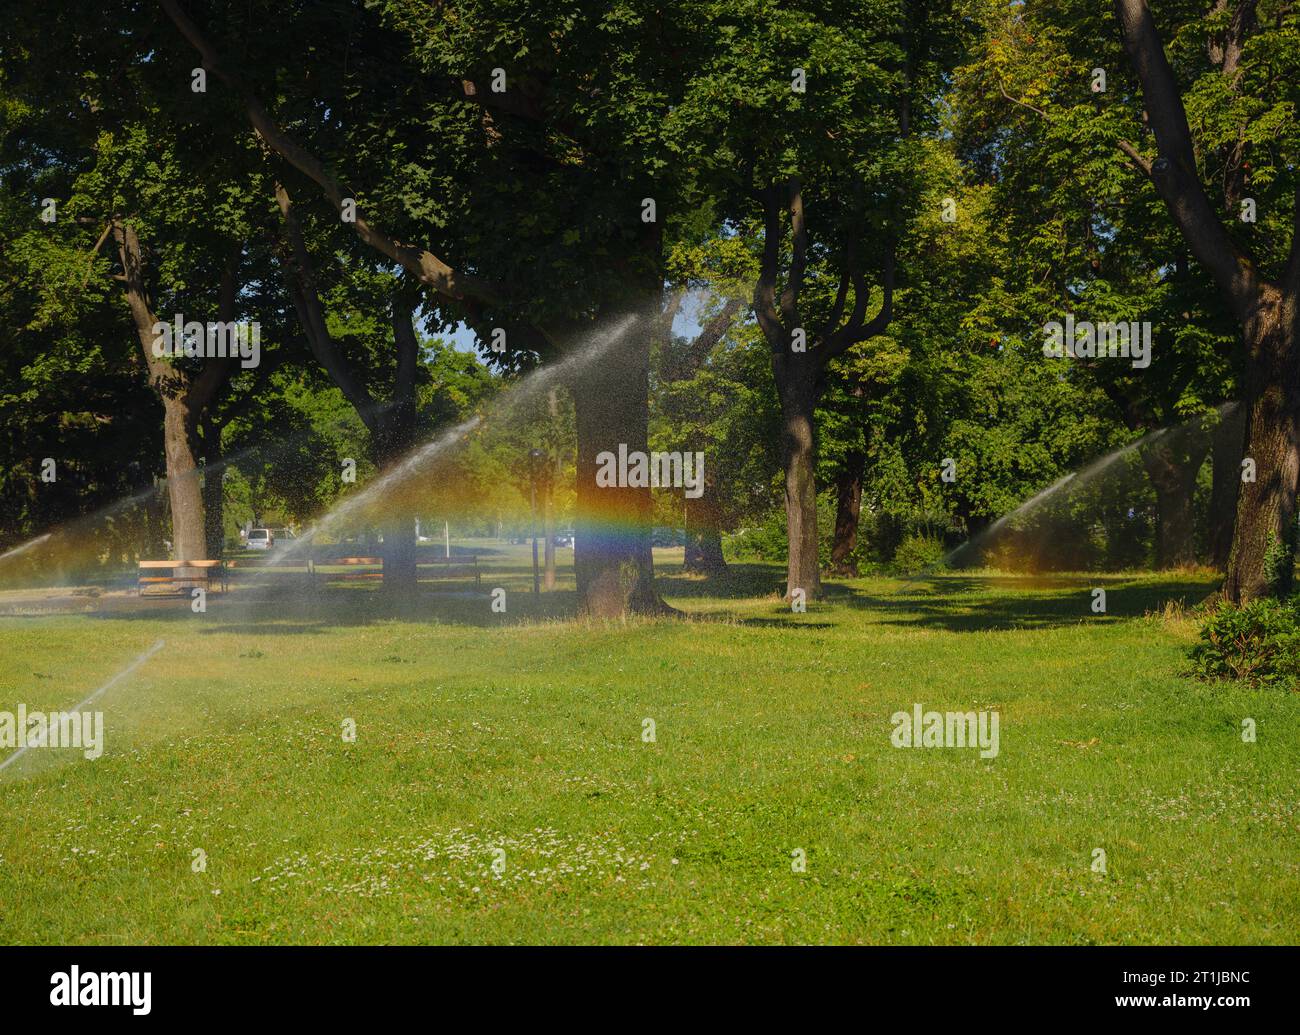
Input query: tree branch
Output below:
<box><xmin>818</xmin><ymin>244</ymin><xmax>895</xmax><ymax>370</ymax></box>
<box><xmin>998</xmin><ymin>79</ymin><xmax>1049</xmax><ymax>120</ymax></box>
<box><xmin>391</xmin><ymin>287</ymin><xmax>420</xmax><ymax>406</ymax></box>
<box><xmin>81</xmin><ymin>222</ymin><xmax>113</xmax><ymax>289</ymax></box>
<box><xmin>825</xmin><ymin>269</ymin><xmax>850</xmax><ymax>336</ymax></box>
<box><xmin>658</xmin><ymin>288</ymin><xmax>684</xmax><ymax>345</ymax></box>
<box><xmin>1116</xmin><ymin>138</ymin><xmax>1153</xmax><ymax>177</ymax></box>
<box><xmin>112</xmin><ymin>219</ymin><xmax>171</xmax><ymax>390</ymax></box>
<box><xmin>274</xmin><ymin>183</ymin><xmax>380</xmax><ymax>430</ymax></box>
<box><xmin>186</xmin><ymin>246</ymin><xmax>241</xmax><ymax>412</ymax></box>
<box><xmin>779</xmin><ymin>177</ymin><xmax>807</xmax><ymax>329</ymax></box>
<box><xmin>753</xmin><ymin>185</ymin><xmax>787</xmax><ymax>350</ymax></box>
<box><xmin>1113</xmin><ymin>0</ymin><xmax>1261</xmax><ymax>318</ymax></box>
<box><xmin>159</xmin><ymin>0</ymin><xmax>513</xmax><ymax>312</ymax></box>
<box><xmin>664</xmin><ymin>297</ymin><xmax>743</xmax><ymax>381</ymax></box>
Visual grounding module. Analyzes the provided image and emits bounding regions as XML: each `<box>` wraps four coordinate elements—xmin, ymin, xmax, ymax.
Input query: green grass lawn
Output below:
<box><xmin>1</xmin><ymin>557</ymin><xmax>1297</xmax><ymax>944</ymax></box>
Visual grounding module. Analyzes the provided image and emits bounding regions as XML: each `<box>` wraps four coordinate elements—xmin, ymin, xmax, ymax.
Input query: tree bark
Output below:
<box><xmin>543</xmin><ymin>387</ymin><xmax>559</xmax><ymax>590</ymax></box>
<box><xmin>197</xmin><ymin>263</ymin><xmax>237</xmax><ymax>560</ymax></box>
<box><xmin>829</xmin><ymin>449</ymin><xmax>865</xmax><ymax>577</ymax></box>
<box><xmin>157</xmin><ymin>400</ymin><xmax>207</xmax><ymax>561</ymax></box>
<box><xmin>542</xmin><ymin>477</ymin><xmax>557</xmax><ymax>590</ymax></box>
<box><xmin>661</xmin><ymin>302</ymin><xmax>741</xmax><ymax>578</ymax></box>
<box><xmin>1140</xmin><ymin>436</ymin><xmax>1208</xmax><ymax>569</ymax></box>
<box><xmin>200</xmin><ymin>415</ymin><xmax>225</xmax><ymax>557</ymax></box>
<box><xmin>373</xmin><ymin>416</ymin><xmax>418</xmax><ymax>596</ymax></box>
<box><xmin>684</xmin><ymin>488</ymin><xmax>727</xmax><ymax>575</ymax></box>
<box><xmin>376</xmin><ymin>292</ymin><xmax>422</xmax><ymax>595</ymax></box>
<box><xmin>1223</xmin><ymin>299</ymin><xmax>1300</xmax><ymax>600</ymax></box>
<box><xmin>379</xmin><ymin>513</ymin><xmax>418</xmax><ymax>596</ymax></box>
<box><xmin>1208</xmin><ymin>403</ymin><xmax>1245</xmax><ymax>569</ymax></box>
<box><xmin>571</xmin><ymin>322</ymin><xmax>664</xmax><ymax>617</ymax></box>
<box><xmin>777</xmin><ymin>370</ymin><xmax>822</xmax><ymax>599</ymax></box>
<box><xmin>113</xmin><ymin>220</ymin><xmax>234</xmax><ymax>562</ymax></box>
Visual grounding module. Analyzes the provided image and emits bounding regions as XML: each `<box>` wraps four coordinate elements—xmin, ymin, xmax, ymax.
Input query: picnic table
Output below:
<box><xmin>137</xmin><ymin>559</ymin><xmax>228</xmax><ymax>595</ymax></box>
<box><xmin>319</xmin><ymin>554</ymin><xmax>480</xmax><ymax>586</ymax></box>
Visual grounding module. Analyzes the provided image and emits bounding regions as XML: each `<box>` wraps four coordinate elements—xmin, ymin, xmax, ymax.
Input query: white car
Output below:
<box><xmin>246</xmin><ymin>528</ymin><xmax>273</xmax><ymax>550</ymax></box>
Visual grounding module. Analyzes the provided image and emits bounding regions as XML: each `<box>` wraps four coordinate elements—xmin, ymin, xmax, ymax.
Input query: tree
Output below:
<box><xmin>655</xmin><ymin>297</ymin><xmax>776</xmax><ymax>575</ymax></box>
<box><xmin>1113</xmin><ymin>0</ymin><xmax>1300</xmax><ymax>597</ymax></box>
<box><xmin>818</xmin><ymin>341</ymin><xmax>908</xmax><ymax>577</ymax></box>
<box><xmin>955</xmin><ymin>0</ymin><xmax>1241</xmax><ymax>569</ymax></box>
<box><xmin>0</xmin><ymin>175</ymin><xmax>164</xmax><ymax>564</ymax></box>
<box><xmin>1</xmin><ymin>2</ymin><xmax>264</xmax><ymax>562</ymax></box>
<box><xmin>157</xmin><ymin>0</ymin><xmax>719</xmax><ymax>616</ymax></box>
<box><xmin>656</xmin><ymin>294</ymin><xmax>745</xmax><ymax>573</ymax></box>
<box><xmin>680</xmin><ymin>0</ymin><xmax>965</xmax><ymax>597</ymax></box>
<box><xmin>111</xmin><ymin>221</ymin><xmax>242</xmax><ymax>560</ymax></box>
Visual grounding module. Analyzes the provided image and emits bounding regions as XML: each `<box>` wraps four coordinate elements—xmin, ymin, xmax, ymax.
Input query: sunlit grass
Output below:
<box><xmin>0</xmin><ymin>561</ymin><xmax>1296</xmax><ymax>944</ymax></box>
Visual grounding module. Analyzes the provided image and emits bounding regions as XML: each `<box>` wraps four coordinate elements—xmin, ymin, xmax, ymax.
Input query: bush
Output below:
<box><xmin>724</xmin><ymin>509</ymin><xmax>789</xmax><ymax>563</ymax></box>
<box><xmin>1189</xmin><ymin>596</ymin><xmax>1300</xmax><ymax>687</ymax></box>
<box><xmin>892</xmin><ymin>533</ymin><xmax>948</xmax><ymax>575</ymax></box>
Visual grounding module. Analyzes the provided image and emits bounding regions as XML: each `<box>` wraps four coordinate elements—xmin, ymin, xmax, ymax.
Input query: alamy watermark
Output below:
<box><xmin>151</xmin><ymin>314</ymin><xmax>261</xmax><ymax>369</ymax></box>
<box><xmin>890</xmin><ymin>703</ymin><xmax>1000</xmax><ymax>758</ymax></box>
<box><xmin>0</xmin><ymin>705</ymin><xmax>104</xmax><ymax>760</ymax></box>
<box><xmin>595</xmin><ymin>445</ymin><xmax>704</xmax><ymax>498</ymax></box>
<box><xmin>50</xmin><ymin>967</ymin><xmax>151</xmax><ymax>1015</ymax></box>
<box><xmin>1043</xmin><ymin>316</ymin><xmax>1151</xmax><ymax>369</ymax></box>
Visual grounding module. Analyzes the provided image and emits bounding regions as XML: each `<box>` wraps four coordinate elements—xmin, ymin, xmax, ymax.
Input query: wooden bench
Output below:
<box><xmin>319</xmin><ymin>554</ymin><xmax>480</xmax><ymax>586</ymax></box>
<box><xmin>226</xmin><ymin>556</ymin><xmax>316</xmax><ymax>574</ymax></box>
<box><xmin>419</xmin><ymin>554</ymin><xmax>481</xmax><ymax>586</ymax></box>
<box><xmin>137</xmin><ymin>559</ymin><xmax>228</xmax><ymax>595</ymax></box>
<box><xmin>324</xmin><ymin>556</ymin><xmax>384</xmax><ymax>581</ymax></box>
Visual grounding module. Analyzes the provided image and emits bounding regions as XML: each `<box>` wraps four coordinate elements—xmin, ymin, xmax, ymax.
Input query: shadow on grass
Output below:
<box><xmin>845</xmin><ymin>574</ymin><xmax>1219</xmax><ymax>633</ymax></box>
<box><xmin>226</xmin><ymin>590</ymin><xmax>581</xmax><ymax>631</ymax></box>
<box><xmin>5</xmin><ymin>558</ymin><xmax>1222</xmax><ymax>637</ymax></box>
<box><xmin>655</xmin><ymin>563</ymin><xmax>786</xmax><ymax>600</ymax></box>
<box><xmin>88</xmin><ymin>563</ymin><xmax>783</xmax><ymax>633</ymax></box>
<box><xmin>73</xmin><ymin>577</ymin><xmax>582</xmax><ymax>632</ymax></box>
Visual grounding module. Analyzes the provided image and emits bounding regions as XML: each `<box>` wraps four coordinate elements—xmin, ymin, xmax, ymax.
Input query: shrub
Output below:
<box><xmin>724</xmin><ymin>509</ymin><xmax>789</xmax><ymax>563</ymax></box>
<box><xmin>892</xmin><ymin>533</ymin><xmax>948</xmax><ymax>575</ymax></box>
<box><xmin>724</xmin><ymin>499</ymin><xmax>885</xmax><ymax>575</ymax></box>
<box><xmin>1189</xmin><ymin>596</ymin><xmax>1300</xmax><ymax>687</ymax></box>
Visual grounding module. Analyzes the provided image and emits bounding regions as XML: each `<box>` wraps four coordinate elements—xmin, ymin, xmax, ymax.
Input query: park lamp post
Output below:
<box><xmin>529</xmin><ymin>448</ymin><xmax>545</xmax><ymax>596</ymax></box>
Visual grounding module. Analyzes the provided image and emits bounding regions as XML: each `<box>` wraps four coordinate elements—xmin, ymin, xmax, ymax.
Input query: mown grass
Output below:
<box><xmin>0</xmin><ymin>560</ymin><xmax>1296</xmax><ymax>944</ymax></box>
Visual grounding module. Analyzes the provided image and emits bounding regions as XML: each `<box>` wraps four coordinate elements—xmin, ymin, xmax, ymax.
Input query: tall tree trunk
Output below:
<box><xmin>1208</xmin><ymin>403</ymin><xmax>1245</xmax><ymax>569</ymax></box>
<box><xmin>543</xmin><ymin>387</ymin><xmax>558</xmax><ymax>590</ymax></box>
<box><xmin>1140</xmin><ymin>437</ymin><xmax>1208</xmax><ymax>569</ymax></box>
<box><xmin>1224</xmin><ymin>300</ymin><xmax>1300</xmax><ymax>601</ymax></box>
<box><xmin>113</xmin><ymin>220</ymin><xmax>233</xmax><ymax>563</ymax></box>
<box><xmin>379</xmin><ymin>513</ymin><xmax>418</xmax><ymax>596</ymax></box>
<box><xmin>200</xmin><ymin>415</ymin><xmax>225</xmax><ymax>557</ymax></box>
<box><xmin>684</xmin><ymin>488</ymin><xmax>727</xmax><ymax>574</ymax></box>
<box><xmin>829</xmin><ymin>450</ymin><xmax>865</xmax><ymax>577</ymax></box>
<box><xmin>778</xmin><ymin>374</ymin><xmax>821</xmax><ymax>600</ymax></box>
<box><xmin>572</xmin><ymin>323</ymin><xmax>664</xmax><ymax>617</ymax></box>
<box><xmin>375</xmin><ymin>290</ymin><xmax>422</xmax><ymax>595</ymax></box>
<box><xmin>372</xmin><ymin>406</ymin><xmax>418</xmax><ymax>596</ymax></box>
<box><xmin>160</xmin><ymin>400</ymin><xmax>208</xmax><ymax>561</ymax></box>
